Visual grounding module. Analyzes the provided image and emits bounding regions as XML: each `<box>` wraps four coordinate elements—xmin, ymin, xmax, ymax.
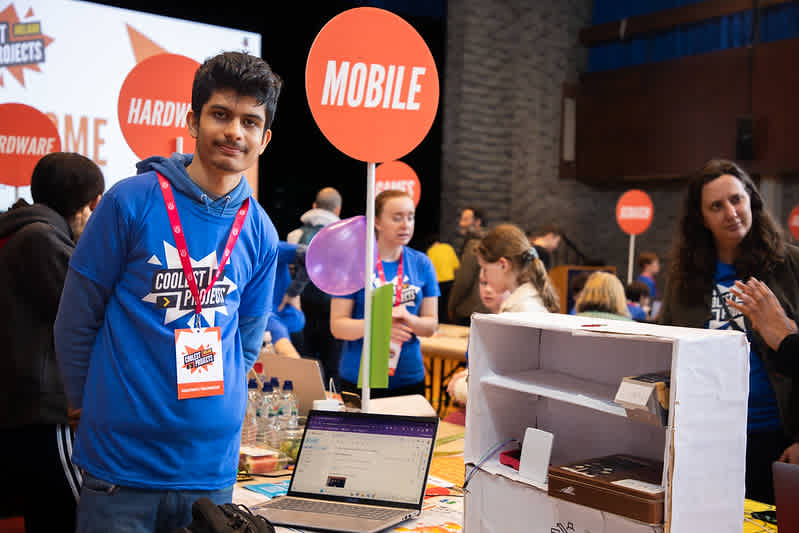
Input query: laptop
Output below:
<box><xmin>773</xmin><ymin>461</ymin><xmax>799</xmax><ymax>531</ymax></box>
<box><xmin>261</xmin><ymin>354</ymin><xmax>327</xmax><ymax>416</ymax></box>
<box><xmin>254</xmin><ymin>410</ymin><xmax>439</xmax><ymax>533</ymax></box>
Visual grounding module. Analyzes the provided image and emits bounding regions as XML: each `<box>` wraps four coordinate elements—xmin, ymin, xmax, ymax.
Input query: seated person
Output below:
<box><xmin>446</xmin><ymin>279</ymin><xmax>508</xmax><ymax>407</ymax></box>
<box><xmin>575</xmin><ymin>272</ymin><xmax>632</xmax><ymax>321</ymax></box>
<box><xmin>567</xmin><ymin>271</ymin><xmax>591</xmax><ymax>315</ymax></box>
<box><xmin>625</xmin><ymin>280</ymin><xmax>651</xmax><ymax>321</ymax></box>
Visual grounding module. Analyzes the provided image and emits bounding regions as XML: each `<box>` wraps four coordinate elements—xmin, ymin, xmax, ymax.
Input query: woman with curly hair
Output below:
<box><xmin>476</xmin><ymin>223</ymin><xmax>560</xmax><ymax>313</ymax></box>
<box><xmin>660</xmin><ymin>158</ymin><xmax>799</xmax><ymax>503</ymax></box>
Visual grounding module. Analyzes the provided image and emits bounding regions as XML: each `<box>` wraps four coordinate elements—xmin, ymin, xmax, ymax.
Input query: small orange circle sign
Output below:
<box><xmin>305</xmin><ymin>7</ymin><xmax>439</xmax><ymax>163</ymax></box>
<box><xmin>118</xmin><ymin>53</ymin><xmax>200</xmax><ymax>160</ymax></box>
<box><xmin>789</xmin><ymin>205</ymin><xmax>799</xmax><ymax>240</ymax></box>
<box><xmin>375</xmin><ymin>161</ymin><xmax>421</xmax><ymax>206</ymax></box>
<box><xmin>616</xmin><ymin>189</ymin><xmax>653</xmax><ymax>235</ymax></box>
<box><xmin>0</xmin><ymin>103</ymin><xmax>62</xmax><ymax>187</ymax></box>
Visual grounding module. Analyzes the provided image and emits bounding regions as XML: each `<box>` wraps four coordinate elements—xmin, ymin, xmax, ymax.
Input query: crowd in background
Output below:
<box><xmin>2</xmin><ymin>48</ymin><xmax>798</xmax><ymax>532</ymax></box>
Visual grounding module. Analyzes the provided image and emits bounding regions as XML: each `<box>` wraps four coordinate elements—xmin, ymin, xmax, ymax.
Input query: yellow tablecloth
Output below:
<box><xmin>744</xmin><ymin>499</ymin><xmax>778</xmax><ymax>532</ymax></box>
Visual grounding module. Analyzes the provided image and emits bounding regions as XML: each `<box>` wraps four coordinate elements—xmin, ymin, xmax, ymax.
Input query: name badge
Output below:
<box><xmin>388</xmin><ymin>341</ymin><xmax>402</xmax><ymax>376</ymax></box>
<box><xmin>175</xmin><ymin>327</ymin><xmax>224</xmax><ymax>399</ymax></box>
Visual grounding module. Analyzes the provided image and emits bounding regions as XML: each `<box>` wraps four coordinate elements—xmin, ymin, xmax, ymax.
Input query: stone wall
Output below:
<box><xmin>441</xmin><ymin>0</ymin><xmax>799</xmax><ymax>292</ymax></box>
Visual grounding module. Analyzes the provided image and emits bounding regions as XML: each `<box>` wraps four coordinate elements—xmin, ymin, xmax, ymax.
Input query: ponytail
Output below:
<box><xmin>519</xmin><ymin>256</ymin><xmax>560</xmax><ymax>313</ymax></box>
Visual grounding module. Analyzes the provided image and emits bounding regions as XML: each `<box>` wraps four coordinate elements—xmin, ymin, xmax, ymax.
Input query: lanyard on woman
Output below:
<box><xmin>375</xmin><ymin>248</ymin><xmax>404</xmax><ymax>307</ymax></box>
<box><xmin>157</xmin><ymin>172</ymin><xmax>249</xmax><ymax>327</ymax></box>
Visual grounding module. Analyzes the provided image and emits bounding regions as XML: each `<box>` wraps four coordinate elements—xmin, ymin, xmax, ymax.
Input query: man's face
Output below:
<box><xmin>187</xmin><ymin>88</ymin><xmax>271</xmax><ymax>177</ymax></box>
<box><xmin>459</xmin><ymin>209</ymin><xmax>478</xmax><ymax>234</ymax></box>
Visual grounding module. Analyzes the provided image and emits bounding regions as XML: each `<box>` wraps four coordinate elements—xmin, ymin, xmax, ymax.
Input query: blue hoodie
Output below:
<box><xmin>54</xmin><ymin>153</ymin><xmax>277</xmax><ymax>490</ymax></box>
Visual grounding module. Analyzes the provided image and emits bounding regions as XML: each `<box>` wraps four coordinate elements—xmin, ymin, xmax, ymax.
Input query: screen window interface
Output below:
<box><xmin>291</xmin><ymin>414</ymin><xmax>435</xmax><ymax>504</ymax></box>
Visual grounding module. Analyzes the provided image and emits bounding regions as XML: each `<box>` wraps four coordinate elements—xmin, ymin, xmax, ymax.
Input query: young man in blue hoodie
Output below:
<box><xmin>54</xmin><ymin>52</ymin><xmax>282</xmax><ymax>532</ymax></box>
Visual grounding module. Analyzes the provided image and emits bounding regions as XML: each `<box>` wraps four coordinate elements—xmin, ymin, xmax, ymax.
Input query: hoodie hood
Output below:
<box><xmin>299</xmin><ymin>208</ymin><xmax>340</xmax><ymax>228</ymax></box>
<box><xmin>136</xmin><ymin>153</ymin><xmax>254</xmax><ymax>216</ymax></box>
<box><xmin>0</xmin><ymin>200</ymin><xmax>71</xmax><ymax>241</ymax></box>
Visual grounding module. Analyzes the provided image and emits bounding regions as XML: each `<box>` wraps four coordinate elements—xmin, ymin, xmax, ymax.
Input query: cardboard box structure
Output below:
<box><xmin>463</xmin><ymin>312</ymin><xmax>749</xmax><ymax>533</ymax></box>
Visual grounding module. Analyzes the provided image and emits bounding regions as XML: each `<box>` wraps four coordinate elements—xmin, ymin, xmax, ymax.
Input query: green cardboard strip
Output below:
<box><xmin>358</xmin><ymin>283</ymin><xmax>392</xmax><ymax>388</ymax></box>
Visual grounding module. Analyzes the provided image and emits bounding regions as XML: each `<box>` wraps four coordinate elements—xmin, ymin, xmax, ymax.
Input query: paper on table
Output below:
<box><xmin>233</xmin><ymin>484</ymin><xmax>271</xmax><ymax>507</ymax></box>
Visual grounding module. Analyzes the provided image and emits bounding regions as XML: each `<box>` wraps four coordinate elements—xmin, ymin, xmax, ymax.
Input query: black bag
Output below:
<box><xmin>176</xmin><ymin>497</ymin><xmax>275</xmax><ymax>533</ymax></box>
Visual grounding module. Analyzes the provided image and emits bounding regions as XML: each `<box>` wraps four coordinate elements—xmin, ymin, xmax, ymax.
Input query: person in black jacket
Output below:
<box><xmin>730</xmin><ymin>277</ymin><xmax>799</xmax><ymax>465</ymax></box>
<box><xmin>0</xmin><ymin>152</ymin><xmax>103</xmax><ymax>533</ymax></box>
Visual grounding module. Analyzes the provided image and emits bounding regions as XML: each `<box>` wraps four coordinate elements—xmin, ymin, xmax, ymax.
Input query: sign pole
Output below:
<box><xmin>176</xmin><ymin>136</ymin><xmax>184</xmax><ymax>154</ymax></box>
<box><xmin>361</xmin><ymin>161</ymin><xmax>376</xmax><ymax>412</ymax></box>
<box><xmin>627</xmin><ymin>233</ymin><xmax>635</xmax><ymax>285</ymax></box>
<box><xmin>14</xmin><ymin>186</ymin><xmax>20</xmax><ymax>201</ymax></box>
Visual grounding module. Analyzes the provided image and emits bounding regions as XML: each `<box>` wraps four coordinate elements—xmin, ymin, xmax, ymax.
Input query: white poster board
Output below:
<box><xmin>0</xmin><ymin>0</ymin><xmax>261</xmax><ymax>209</ymax></box>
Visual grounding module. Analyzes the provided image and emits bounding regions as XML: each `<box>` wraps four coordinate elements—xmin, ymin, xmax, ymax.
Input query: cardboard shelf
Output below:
<box><xmin>480</xmin><ymin>369</ymin><xmax>627</xmax><ymax>417</ymax></box>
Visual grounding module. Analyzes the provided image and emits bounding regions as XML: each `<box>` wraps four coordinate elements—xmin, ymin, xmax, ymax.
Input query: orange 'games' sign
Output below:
<box><xmin>616</xmin><ymin>189</ymin><xmax>653</xmax><ymax>235</ymax></box>
<box><xmin>305</xmin><ymin>7</ymin><xmax>439</xmax><ymax>163</ymax></box>
<box><xmin>118</xmin><ymin>53</ymin><xmax>199</xmax><ymax>160</ymax></box>
<box><xmin>375</xmin><ymin>160</ymin><xmax>421</xmax><ymax>206</ymax></box>
<box><xmin>0</xmin><ymin>102</ymin><xmax>61</xmax><ymax>186</ymax></box>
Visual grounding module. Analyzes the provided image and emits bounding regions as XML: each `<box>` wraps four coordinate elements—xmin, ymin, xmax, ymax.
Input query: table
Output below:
<box><xmin>419</xmin><ymin>324</ymin><xmax>469</xmax><ymax>414</ymax></box>
<box><xmin>234</xmin><ymin>421</ymin><xmax>467</xmax><ymax>532</ymax></box>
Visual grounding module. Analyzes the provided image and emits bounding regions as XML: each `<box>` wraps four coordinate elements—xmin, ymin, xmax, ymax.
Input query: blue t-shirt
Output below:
<box><xmin>337</xmin><ymin>247</ymin><xmax>440</xmax><ymax>388</ymax></box>
<box><xmin>65</xmin><ymin>170</ymin><xmax>277</xmax><ymax>490</ymax></box>
<box><xmin>627</xmin><ymin>302</ymin><xmax>647</xmax><ymax>321</ymax></box>
<box><xmin>709</xmin><ymin>261</ymin><xmax>780</xmax><ymax>433</ymax></box>
<box><xmin>637</xmin><ymin>274</ymin><xmax>657</xmax><ymax>300</ymax></box>
<box><xmin>272</xmin><ymin>242</ymin><xmax>305</xmax><ymax>333</ymax></box>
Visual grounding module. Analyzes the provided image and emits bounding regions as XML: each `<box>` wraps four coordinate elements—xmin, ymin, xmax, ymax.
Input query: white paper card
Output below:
<box><xmin>519</xmin><ymin>427</ymin><xmax>554</xmax><ymax>485</ymax></box>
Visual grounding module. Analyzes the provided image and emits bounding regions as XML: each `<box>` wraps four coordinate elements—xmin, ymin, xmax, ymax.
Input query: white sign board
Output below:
<box><xmin>0</xmin><ymin>0</ymin><xmax>261</xmax><ymax>209</ymax></box>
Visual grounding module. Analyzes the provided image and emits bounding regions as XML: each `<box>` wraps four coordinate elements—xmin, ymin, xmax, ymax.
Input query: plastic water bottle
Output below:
<box><xmin>279</xmin><ymin>380</ymin><xmax>299</xmax><ymax>429</ymax></box>
<box><xmin>242</xmin><ymin>379</ymin><xmax>260</xmax><ymax>447</ymax></box>
<box><xmin>258</xmin><ymin>381</ymin><xmax>277</xmax><ymax>446</ymax></box>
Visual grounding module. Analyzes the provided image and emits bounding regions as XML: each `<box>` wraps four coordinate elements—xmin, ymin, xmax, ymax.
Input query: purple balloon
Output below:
<box><xmin>306</xmin><ymin>215</ymin><xmax>372</xmax><ymax>296</ymax></box>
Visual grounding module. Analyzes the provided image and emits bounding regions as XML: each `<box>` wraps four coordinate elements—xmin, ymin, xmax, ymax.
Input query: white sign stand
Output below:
<box><xmin>361</xmin><ymin>162</ymin><xmax>376</xmax><ymax>412</ymax></box>
<box><xmin>627</xmin><ymin>233</ymin><xmax>635</xmax><ymax>285</ymax></box>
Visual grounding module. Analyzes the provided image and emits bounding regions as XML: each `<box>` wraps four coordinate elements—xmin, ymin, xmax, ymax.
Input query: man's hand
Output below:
<box><xmin>779</xmin><ymin>442</ymin><xmax>799</xmax><ymax>464</ymax></box>
<box><xmin>278</xmin><ymin>294</ymin><xmax>301</xmax><ymax>313</ymax></box>
<box><xmin>728</xmin><ymin>278</ymin><xmax>797</xmax><ymax>351</ymax></box>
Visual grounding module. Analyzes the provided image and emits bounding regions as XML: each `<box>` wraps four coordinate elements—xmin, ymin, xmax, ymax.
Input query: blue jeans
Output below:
<box><xmin>76</xmin><ymin>471</ymin><xmax>233</xmax><ymax>533</ymax></box>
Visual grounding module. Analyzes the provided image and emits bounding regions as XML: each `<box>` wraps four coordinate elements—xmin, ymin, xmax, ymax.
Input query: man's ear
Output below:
<box><xmin>186</xmin><ymin>109</ymin><xmax>198</xmax><ymax>138</ymax></box>
<box><xmin>89</xmin><ymin>194</ymin><xmax>102</xmax><ymax>211</ymax></box>
<box><xmin>258</xmin><ymin>129</ymin><xmax>272</xmax><ymax>155</ymax></box>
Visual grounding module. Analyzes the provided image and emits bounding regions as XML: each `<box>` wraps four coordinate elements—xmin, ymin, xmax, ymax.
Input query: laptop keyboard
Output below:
<box><xmin>267</xmin><ymin>498</ymin><xmax>406</xmax><ymax>520</ymax></box>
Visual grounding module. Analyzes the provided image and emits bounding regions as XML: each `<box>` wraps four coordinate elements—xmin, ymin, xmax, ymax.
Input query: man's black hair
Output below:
<box><xmin>463</xmin><ymin>206</ymin><xmax>485</xmax><ymax>225</ymax></box>
<box><xmin>31</xmin><ymin>152</ymin><xmax>104</xmax><ymax>220</ymax></box>
<box><xmin>191</xmin><ymin>51</ymin><xmax>283</xmax><ymax>130</ymax></box>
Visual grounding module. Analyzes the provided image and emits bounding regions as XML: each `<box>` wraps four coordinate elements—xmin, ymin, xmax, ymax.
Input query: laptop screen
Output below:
<box><xmin>288</xmin><ymin>411</ymin><xmax>438</xmax><ymax>508</ymax></box>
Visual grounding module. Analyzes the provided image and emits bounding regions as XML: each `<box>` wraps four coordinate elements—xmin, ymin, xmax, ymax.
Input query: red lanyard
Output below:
<box><xmin>157</xmin><ymin>172</ymin><xmax>249</xmax><ymax>325</ymax></box>
<box><xmin>375</xmin><ymin>248</ymin><xmax>403</xmax><ymax>306</ymax></box>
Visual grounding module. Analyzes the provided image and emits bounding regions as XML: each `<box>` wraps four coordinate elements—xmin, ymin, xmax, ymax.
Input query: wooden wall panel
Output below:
<box><xmin>577</xmin><ymin>47</ymin><xmax>751</xmax><ymax>182</ymax></box>
<box><xmin>752</xmin><ymin>39</ymin><xmax>799</xmax><ymax>175</ymax></box>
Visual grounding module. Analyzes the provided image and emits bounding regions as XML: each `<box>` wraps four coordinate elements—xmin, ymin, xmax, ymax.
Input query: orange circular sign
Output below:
<box><xmin>789</xmin><ymin>205</ymin><xmax>799</xmax><ymax>240</ymax></box>
<box><xmin>616</xmin><ymin>189</ymin><xmax>653</xmax><ymax>235</ymax></box>
<box><xmin>0</xmin><ymin>103</ymin><xmax>62</xmax><ymax>187</ymax></box>
<box><xmin>118</xmin><ymin>53</ymin><xmax>200</xmax><ymax>160</ymax></box>
<box><xmin>375</xmin><ymin>161</ymin><xmax>421</xmax><ymax>206</ymax></box>
<box><xmin>305</xmin><ymin>7</ymin><xmax>439</xmax><ymax>163</ymax></box>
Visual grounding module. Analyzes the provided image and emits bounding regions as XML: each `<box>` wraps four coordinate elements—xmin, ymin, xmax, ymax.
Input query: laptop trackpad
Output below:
<box><xmin>256</xmin><ymin>506</ymin><xmax>412</xmax><ymax>533</ymax></box>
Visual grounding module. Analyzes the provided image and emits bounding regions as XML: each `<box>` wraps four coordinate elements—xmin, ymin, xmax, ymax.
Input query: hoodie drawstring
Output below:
<box><xmin>200</xmin><ymin>194</ymin><xmax>212</xmax><ymax>213</ymax></box>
